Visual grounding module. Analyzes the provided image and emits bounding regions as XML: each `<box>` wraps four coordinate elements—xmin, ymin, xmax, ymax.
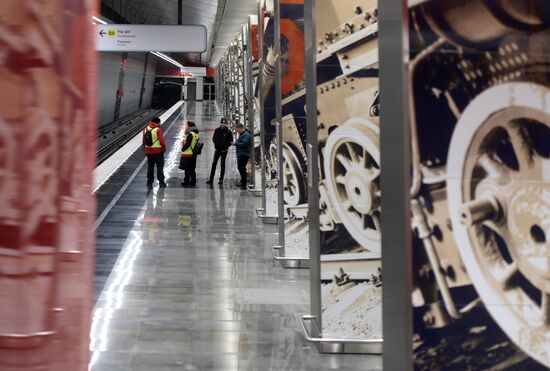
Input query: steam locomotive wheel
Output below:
<box><xmin>324</xmin><ymin>118</ymin><xmax>381</xmax><ymax>254</ymax></box>
<box><xmin>447</xmin><ymin>82</ymin><xmax>550</xmax><ymax>366</ymax></box>
<box><xmin>282</xmin><ymin>143</ymin><xmax>306</xmax><ymax>206</ymax></box>
<box><xmin>319</xmin><ymin>182</ymin><xmax>337</xmax><ymax>232</ymax></box>
<box><xmin>268</xmin><ymin>142</ymin><xmax>278</xmax><ymax>176</ymax></box>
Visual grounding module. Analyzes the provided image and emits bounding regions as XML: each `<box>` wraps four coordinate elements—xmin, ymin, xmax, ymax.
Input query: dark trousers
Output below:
<box><xmin>147</xmin><ymin>153</ymin><xmax>165</xmax><ymax>183</ymax></box>
<box><xmin>209</xmin><ymin>150</ymin><xmax>228</xmax><ymax>180</ymax></box>
<box><xmin>183</xmin><ymin>157</ymin><xmax>197</xmax><ymax>185</ymax></box>
<box><xmin>237</xmin><ymin>155</ymin><xmax>249</xmax><ymax>185</ymax></box>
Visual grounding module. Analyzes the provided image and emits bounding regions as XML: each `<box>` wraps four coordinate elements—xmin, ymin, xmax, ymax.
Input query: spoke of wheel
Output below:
<box><xmin>478</xmin><ymin>154</ymin><xmax>509</xmax><ymax>179</ymax></box>
<box><xmin>485</xmin><ymin>221</ymin><xmax>512</xmax><ymax>245</ymax></box>
<box><xmin>290</xmin><ymin>183</ymin><xmax>297</xmax><ymax>195</ymax></box>
<box><xmin>285</xmin><ymin>171</ymin><xmax>294</xmax><ymax>182</ymax></box>
<box><xmin>531</xmin><ymin>154</ymin><xmax>546</xmax><ymax>178</ymax></box>
<box><xmin>342</xmin><ymin>200</ymin><xmax>353</xmax><ymax>211</ymax></box>
<box><xmin>363</xmin><ymin>147</ymin><xmax>370</xmax><ymax>168</ymax></box>
<box><xmin>336</xmin><ymin>154</ymin><xmax>352</xmax><ymax>172</ymax></box>
<box><xmin>372</xmin><ymin>212</ymin><xmax>381</xmax><ymax>232</ymax></box>
<box><xmin>363</xmin><ymin>214</ymin><xmax>371</xmax><ymax>230</ymax></box>
<box><xmin>541</xmin><ymin>292</ymin><xmax>550</xmax><ymax>325</ymax></box>
<box><xmin>345</xmin><ymin>142</ymin><xmax>359</xmax><ymax>163</ymax></box>
<box><xmin>506</xmin><ymin>125</ymin><xmax>533</xmax><ymax>172</ymax></box>
<box><xmin>369</xmin><ymin>167</ymin><xmax>381</xmax><ymax>181</ymax></box>
<box><xmin>497</xmin><ymin>262</ymin><xmax>519</xmax><ymax>288</ymax></box>
<box><xmin>336</xmin><ymin>175</ymin><xmax>346</xmax><ymax>185</ymax></box>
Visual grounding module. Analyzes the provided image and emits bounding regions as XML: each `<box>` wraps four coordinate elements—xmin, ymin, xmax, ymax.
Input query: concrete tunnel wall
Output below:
<box><xmin>97</xmin><ymin>52</ymin><xmax>158</xmax><ymax>126</ymax></box>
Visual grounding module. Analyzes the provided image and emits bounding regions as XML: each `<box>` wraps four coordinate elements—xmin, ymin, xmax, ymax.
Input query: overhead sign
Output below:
<box><xmin>181</xmin><ymin>67</ymin><xmax>206</xmax><ymax>77</ymax></box>
<box><xmin>96</xmin><ymin>25</ymin><xmax>207</xmax><ymax>52</ymax></box>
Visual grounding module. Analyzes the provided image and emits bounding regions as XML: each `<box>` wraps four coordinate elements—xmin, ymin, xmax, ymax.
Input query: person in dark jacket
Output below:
<box><xmin>179</xmin><ymin>121</ymin><xmax>200</xmax><ymax>187</ymax></box>
<box><xmin>206</xmin><ymin>117</ymin><xmax>234</xmax><ymax>185</ymax></box>
<box><xmin>234</xmin><ymin>123</ymin><xmax>252</xmax><ymax>187</ymax></box>
<box><xmin>143</xmin><ymin>117</ymin><xmax>167</xmax><ymax>187</ymax></box>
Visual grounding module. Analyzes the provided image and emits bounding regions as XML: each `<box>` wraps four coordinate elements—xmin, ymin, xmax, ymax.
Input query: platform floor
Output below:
<box><xmin>90</xmin><ymin>102</ymin><xmax>382</xmax><ymax>371</ymax></box>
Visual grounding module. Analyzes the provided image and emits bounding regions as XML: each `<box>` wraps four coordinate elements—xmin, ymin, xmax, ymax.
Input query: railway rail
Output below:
<box><xmin>96</xmin><ymin>108</ymin><xmax>165</xmax><ymax>164</ymax></box>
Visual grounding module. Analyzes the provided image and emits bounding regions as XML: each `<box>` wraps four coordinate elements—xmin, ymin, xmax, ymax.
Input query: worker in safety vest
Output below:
<box><xmin>179</xmin><ymin>121</ymin><xmax>200</xmax><ymax>187</ymax></box>
<box><xmin>143</xmin><ymin>117</ymin><xmax>167</xmax><ymax>187</ymax></box>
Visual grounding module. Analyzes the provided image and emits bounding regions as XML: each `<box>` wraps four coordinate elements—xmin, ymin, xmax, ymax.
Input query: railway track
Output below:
<box><xmin>96</xmin><ymin>108</ymin><xmax>166</xmax><ymax>165</ymax></box>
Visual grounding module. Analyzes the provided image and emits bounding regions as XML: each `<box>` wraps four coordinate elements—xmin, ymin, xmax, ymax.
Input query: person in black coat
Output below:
<box><xmin>206</xmin><ymin>117</ymin><xmax>234</xmax><ymax>185</ymax></box>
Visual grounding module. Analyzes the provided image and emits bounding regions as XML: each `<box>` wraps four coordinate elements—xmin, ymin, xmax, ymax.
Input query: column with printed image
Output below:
<box><xmin>407</xmin><ymin>0</ymin><xmax>550</xmax><ymax>369</ymax></box>
<box><xmin>260</xmin><ymin>0</ymin><xmax>280</xmax><ymax>218</ymax></box>
<box><xmin>305</xmin><ymin>0</ymin><xmax>383</xmax><ymax>349</ymax></box>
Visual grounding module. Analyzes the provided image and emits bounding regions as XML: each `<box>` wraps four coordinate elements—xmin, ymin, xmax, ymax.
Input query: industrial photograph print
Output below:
<box><xmin>408</xmin><ymin>0</ymin><xmax>550</xmax><ymax>369</ymax></box>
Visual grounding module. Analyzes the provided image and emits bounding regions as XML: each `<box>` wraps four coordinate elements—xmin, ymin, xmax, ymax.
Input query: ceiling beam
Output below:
<box><xmin>208</xmin><ymin>0</ymin><xmax>230</xmax><ymax>65</ymax></box>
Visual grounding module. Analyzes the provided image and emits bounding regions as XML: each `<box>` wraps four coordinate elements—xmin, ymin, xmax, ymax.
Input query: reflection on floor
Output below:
<box><xmin>90</xmin><ymin>102</ymin><xmax>382</xmax><ymax>370</ymax></box>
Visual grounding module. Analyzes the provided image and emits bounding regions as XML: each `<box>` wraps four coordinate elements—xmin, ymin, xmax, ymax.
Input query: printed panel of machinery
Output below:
<box><xmin>314</xmin><ymin>0</ymin><xmax>382</xmax><ymax>340</ymax></box>
<box><xmin>216</xmin><ymin>29</ymin><xmax>247</xmax><ymax>127</ymax></box>
<box><xmin>260</xmin><ymin>0</ymin><xmax>280</xmax><ymax>216</ymax></box>
<box><xmin>248</xmin><ymin>15</ymin><xmax>263</xmax><ymax>189</ymax></box>
<box><xmin>408</xmin><ymin>0</ymin><xmax>550</xmax><ymax>369</ymax></box>
<box><xmin>276</xmin><ymin>0</ymin><xmax>309</xmax><ymax>258</ymax></box>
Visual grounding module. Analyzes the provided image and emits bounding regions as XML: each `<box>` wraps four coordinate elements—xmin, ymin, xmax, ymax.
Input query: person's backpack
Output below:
<box><xmin>144</xmin><ymin>128</ymin><xmax>154</xmax><ymax>146</ymax></box>
<box><xmin>193</xmin><ymin>141</ymin><xmax>204</xmax><ymax>155</ymax></box>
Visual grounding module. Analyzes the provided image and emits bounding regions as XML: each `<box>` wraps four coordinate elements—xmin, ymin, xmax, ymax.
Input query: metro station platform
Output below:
<box><xmin>89</xmin><ymin>102</ymin><xmax>381</xmax><ymax>370</ymax></box>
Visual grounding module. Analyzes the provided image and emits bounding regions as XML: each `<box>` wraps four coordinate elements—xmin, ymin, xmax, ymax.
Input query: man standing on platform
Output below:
<box><xmin>234</xmin><ymin>123</ymin><xmax>252</xmax><ymax>188</ymax></box>
<box><xmin>143</xmin><ymin>117</ymin><xmax>167</xmax><ymax>188</ymax></box>
<box><xmin>206</xmin><ymin>117</ymin><xmax>233</xmax><ymax>185</ymax></box>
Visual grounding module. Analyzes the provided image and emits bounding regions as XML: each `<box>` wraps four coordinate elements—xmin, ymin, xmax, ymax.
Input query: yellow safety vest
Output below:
<box><xmin>181</xmin><ymin>132</ymin><xmax>199</xmax><ymax>155</ymax></box>
<box><xmin>144</xmin><ymin>127</ymin><xmax>162</xmax><ymax>148</ymax></box>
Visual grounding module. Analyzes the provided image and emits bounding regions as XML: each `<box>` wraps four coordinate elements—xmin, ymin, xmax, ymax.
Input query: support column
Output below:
<box><xmin>113</xmin><ymin>52</ymin><xmax>128</xmax><ymax>120</ymax></box>
<box><xmin>196</xmin><ymin>77</ymin><xmax>204</xmax><ymax>101</ymax></box>
<box><xmin>138</xmin><ymin>53</ymin><xmax>149</xmax><ymax>109</ymax></box>
<box><xmin>0</xmin><ymin>0</ymin><xmax>96</xmax><ymax>370</ymax></box>
<box><xmin>380</xmin><ymin>0</ymin><xmax>412</xmax><ymax>369</ymax></box>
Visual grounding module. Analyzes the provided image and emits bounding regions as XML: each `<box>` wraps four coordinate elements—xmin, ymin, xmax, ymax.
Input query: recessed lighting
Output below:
<box><xmin>92</xmin><ymin>16</ymin><xmax>108</xmax><ymax>24</ymax></box>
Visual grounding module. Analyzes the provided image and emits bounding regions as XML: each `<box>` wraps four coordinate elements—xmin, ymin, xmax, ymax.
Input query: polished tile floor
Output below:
<box><xmin>90</xmin><ymin>102</ymin><xmax>382</xmax><ymax>371</ymax></box>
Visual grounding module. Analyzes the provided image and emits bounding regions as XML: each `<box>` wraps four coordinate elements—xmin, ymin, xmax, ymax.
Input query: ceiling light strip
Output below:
<box><xmin>92</xmin><ymin>16</ymin><xmax>108</xmax><ymax>25</ymax></box>
<box><xmin>151</xmin><ymin>52</ymin><xmax>184</xmax><ymax>68</ymax></box>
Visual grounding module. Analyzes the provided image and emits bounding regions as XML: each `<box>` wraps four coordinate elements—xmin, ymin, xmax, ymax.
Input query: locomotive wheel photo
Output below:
<box><xmin>268</xmin><ymin>142</ymin><xmax>278</xmax><ymax>177</ymax></box>
<box><xmin>282</xmin><ymin>142</ymin><xmax>306</xmax><ymax>207</ymax></box>
<box><xmin>447</xmin><ymin>82</ymin><xmax>550</xmax><ymax>366</ymax></box>
<box><xmin>324</xmin><ymin>118</ymin><xmax>381</xmax><ymax>254</ymax></box>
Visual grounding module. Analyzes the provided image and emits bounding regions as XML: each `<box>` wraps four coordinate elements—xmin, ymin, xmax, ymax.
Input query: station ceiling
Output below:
<box><xmin>101</xmin><ymin>0</ymin><xmax>258</xmax><ymax>67</ymax></box>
